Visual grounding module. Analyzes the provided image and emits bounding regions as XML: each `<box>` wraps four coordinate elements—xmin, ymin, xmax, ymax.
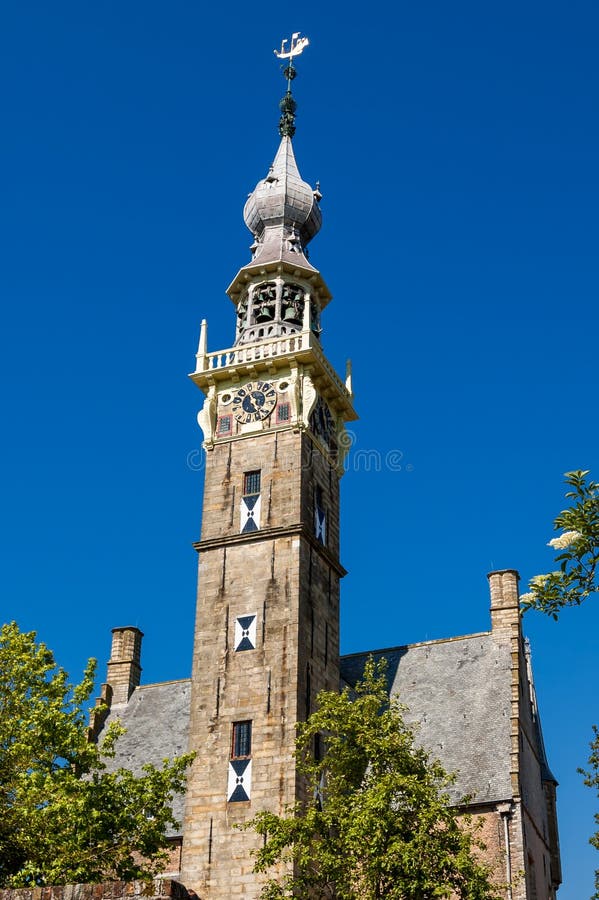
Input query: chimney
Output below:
<box><xmin>487</xmin><ymin>569</ymin><xmax>520</xmax><ymax>631</ymax></box>
<box><xmin>106</xmin><ymin>626</ymin><xmax>143</xmax><ymax>704</ymax></box>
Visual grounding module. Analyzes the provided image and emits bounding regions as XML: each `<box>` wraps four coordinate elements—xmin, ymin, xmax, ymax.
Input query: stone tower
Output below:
<box><xmin>180</xmin><ymin>55</ymin><xmax>357</xmax><ymax>897</ymax></box>
<box><xmin>72</xmin><ymin>45</ymin><xmax>560</xmax><ymax>900</ymax></box>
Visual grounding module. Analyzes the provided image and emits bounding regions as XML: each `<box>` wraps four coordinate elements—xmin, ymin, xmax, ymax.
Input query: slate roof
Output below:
<box><xmin>97</xmin><ymin>678</ymin><xmax>192</xmax><ymax>833</ymax></box>
<box><xmin>340</xmin><ymin>631</ymin><xmax>513</xmax><ymax>805</ymax></box>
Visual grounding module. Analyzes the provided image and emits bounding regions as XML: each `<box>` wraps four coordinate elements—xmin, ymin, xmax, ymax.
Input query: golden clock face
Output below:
<box><xmin>232</xmin><ymin>381</ymin><xmax>277</xmax><ymax>423</ymax></box>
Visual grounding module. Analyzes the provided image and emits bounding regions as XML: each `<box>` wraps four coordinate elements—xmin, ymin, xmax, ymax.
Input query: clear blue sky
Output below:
<box><xmin>1</xmin><ymin>2</ymin><xmax>597</xmax><ymax>896</ymax></box>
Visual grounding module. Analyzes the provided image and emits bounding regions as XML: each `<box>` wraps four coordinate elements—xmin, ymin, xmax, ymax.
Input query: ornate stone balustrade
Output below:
<box><xmin>195</xmin><ymin>330</ymin><xmax>350</xmax><ymax>401</ymax></box>
<box><xmin>198</xmin><ymin>332</ymin><xmax>309</xmax><ymax>371</ymax></box>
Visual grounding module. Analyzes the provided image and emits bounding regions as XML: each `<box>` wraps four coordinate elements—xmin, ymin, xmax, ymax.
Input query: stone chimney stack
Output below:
<box><xmin>106</xmin><ymin>626</ymin><xmax>143</xmax><ymax>705</ymax></box>
<box><xmin>488</xmin><ymin>569</ymin><xmax>520</xmax><ymax>631</ymax></box>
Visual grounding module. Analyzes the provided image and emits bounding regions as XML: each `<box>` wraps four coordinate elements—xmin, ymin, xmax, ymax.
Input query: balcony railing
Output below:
<box><xmin>195</xmin><ymin>330</ymin><xmax>349</xmax><ymax>399</ymax></box>
<box><xmin>199</xmin><ymin>332</ymin><xmax>309</xmax><ymax>371</ymax></box>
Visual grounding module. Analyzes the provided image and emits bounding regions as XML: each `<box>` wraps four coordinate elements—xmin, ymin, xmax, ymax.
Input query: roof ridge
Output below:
<box><xmin>341</xmin><ymin>630</ymin><xmax>493</xmax><ymax>659</ymax></box>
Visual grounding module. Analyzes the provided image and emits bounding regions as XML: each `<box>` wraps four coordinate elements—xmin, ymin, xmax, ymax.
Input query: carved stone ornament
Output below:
<box><xmin>287</xmin><ymin>367</ymin><xmax>301</xmax><ymax>421</ymax></box>
<box><xmin>197</xmin><ymin>386</ymin><xmax>217</xmax><ymax>445</ymax></box>
<box><xmin>300</xmin><ymin>373</ymin><xmax>318</xmax><ymax>428</ymax></box>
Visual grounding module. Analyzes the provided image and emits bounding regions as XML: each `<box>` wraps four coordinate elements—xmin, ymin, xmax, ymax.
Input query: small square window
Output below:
<box><xmin>243</xmin><ymin>470</ymin><xmax>261</xmax><ymax>496</ymax></box>
<box><xmin>231</xmin><ymin>721</ymin><xmax>252</xmax><ymax>758</ymax></box>
<box><xmin>276</xmin><ymin>402</ymin><xmax>291</xmax><ymax>423</ymax></box>
<box><xmin>217</xmin><ymin>415</ymin><xmax>232</xmax><ymax>435</ymax></box>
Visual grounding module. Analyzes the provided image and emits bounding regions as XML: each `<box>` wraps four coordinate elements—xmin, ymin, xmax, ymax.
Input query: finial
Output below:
<box><xmin>345</xmin><ymin>359</ymin><xmax>353</xmax><ymax>397</ymax></box>
<box><xmin>274</xmin><ymin>33</ymin><xmax>310</xmax><ymax>138</ymax></box>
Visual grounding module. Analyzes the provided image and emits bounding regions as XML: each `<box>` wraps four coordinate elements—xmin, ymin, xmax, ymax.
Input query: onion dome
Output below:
<box><xmin>243</xmin><ymin>135</ymin><xmax>322</xmax><ymax>268</ymax></box>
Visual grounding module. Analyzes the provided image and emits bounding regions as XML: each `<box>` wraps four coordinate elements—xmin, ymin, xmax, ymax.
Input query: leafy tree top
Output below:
<box><xmin>580</xmin><ymin>726</ymin><xmax>599</xmax><ymax>900</ymax></box>
<box><xmin>521</xmin><ymin>469</ymin><xmax>599</xmax><ymax>898</ymax></box>
<box><xmin>245</xmin><ymin>658</ymin><xmax>500</xmax><ymax>899</ymax></box>
<box><xmin>520</xmin><ymin>469</ymin><xmax>599</xmax><ymax>619</ymax></box>
<box><xmin>0</xmin><ymin>621</ymin><xmax>193</xmax><ymax>887</ymax></box>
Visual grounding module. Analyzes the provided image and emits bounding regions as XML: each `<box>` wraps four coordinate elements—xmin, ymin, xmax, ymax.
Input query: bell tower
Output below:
<box><xmin>180</xmin><ymin>37</ymin><xmax>357</xmax><ymax>897</ymax></box>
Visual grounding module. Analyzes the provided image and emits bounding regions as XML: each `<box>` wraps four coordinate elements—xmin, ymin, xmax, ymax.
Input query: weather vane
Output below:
<box><xmin>274</xmin><ymin>33</ymin><xmax>310</xmax><ymax>61</ymax></box>
<box><xmin>273</xmin><ymin>33</ymin><xmax>310</xmax><ymax>139</ymax></box>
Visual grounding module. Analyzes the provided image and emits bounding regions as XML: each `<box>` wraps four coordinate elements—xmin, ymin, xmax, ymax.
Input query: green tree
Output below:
<box><xmin>579</xmin><ymin>727</ymin><xmax>599</xmax><ymax>900</ymax></box>
<box><xmin>520</xmin><ymin>469</ymin><xmax>599</xmax><ymax>619</ymax></box>
<box><xmin>519</xmin><ymin>469</ymin><xmax>599</xmax><ymax>898</ymax></box>
<box><xmin>0</xmin><ymin>621</ymin><xmax>194</xmax><ymax>887</ymax></box>
<box><xmin>244</xmin><ymin>659</ymin><xmax>499</xmax><ymax>899</ymax></box>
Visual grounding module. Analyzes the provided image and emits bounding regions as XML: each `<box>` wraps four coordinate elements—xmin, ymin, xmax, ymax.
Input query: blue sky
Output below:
<box><xmin>1</xmin><ymin>2</ymin><xmax>598</xmax><ymax>896</ymax></box>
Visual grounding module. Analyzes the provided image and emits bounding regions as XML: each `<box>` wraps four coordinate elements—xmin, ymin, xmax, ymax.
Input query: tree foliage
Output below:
<box><xmin>579</xmin><ymin>727</ymin><xmax>599</xmax><ymax>900</ymax></box>
<box><xmin>520</xmin><ymin>469</ymin><xmax>599</xmax><ymax>619</ymax></box>
<box><xmin>0</xmin><ymin>621</ymin><xmax>194</xmax><ymax>887</ymax></box>
<box><xmin>520</xmin><ymin>469</ymin><xmax>599</xmax><ymax>897</ymax></box>
<box><xmin>245</xmin><ymin>659</ymin><xmax>499</xmax><ymax>899</ymax></box>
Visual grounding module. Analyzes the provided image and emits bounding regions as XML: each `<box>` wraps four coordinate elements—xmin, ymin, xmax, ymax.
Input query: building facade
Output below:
<box><xmin>95</xmin><ymin>69</ymin><xmax>561</xmax><ymax>900</ymax></box>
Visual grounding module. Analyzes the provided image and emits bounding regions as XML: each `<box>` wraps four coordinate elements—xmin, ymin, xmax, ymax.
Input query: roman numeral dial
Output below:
<box><xmin>232</xmin><ymin>381</ymin><xmax>277</xmax><ymax>423</ymax></box>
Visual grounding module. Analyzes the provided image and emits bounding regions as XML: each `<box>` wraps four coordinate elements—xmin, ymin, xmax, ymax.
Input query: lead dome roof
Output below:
<box><xmin>243</xmin><ymin>136</ymin><xmax>321</xmax><ymax>267</ymax></box>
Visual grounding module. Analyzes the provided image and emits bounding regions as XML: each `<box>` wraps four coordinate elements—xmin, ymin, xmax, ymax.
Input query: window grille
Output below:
<box><xmin>243</xmin><ymin>470</ymin><xmax>261</xmax><ymax>496</ymax></box>
<box><xmin>276</xmin><ymin>402</ymin><xmax>291</xmax><ymax>423</ymax></box>
<box><xmin>217</xmin><ymin>415</ymin><xmax>232</xmax><ymax>435</ymax></box>
<box><xmin>231</xmin><ymin>721</ymin><xmax>252</xmax><ymax>758</ymax></box>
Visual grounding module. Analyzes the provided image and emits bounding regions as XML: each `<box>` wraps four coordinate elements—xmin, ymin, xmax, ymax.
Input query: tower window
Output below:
<box><xmin>228</xmin><ymin>723</ymin><xmax>253</xmax><ymax>802</ymax></box>
<box><xmin>243</xmin><ymin>470</ymin><xmax>261</xmax><ymax>496</ymax></box>
<box><xmin>217</xmin><ymin>415</ymin><xmax>232</xmax><ymax>436</ymax></box>
<box><xmin>276</xmin><ymin>402</ymin><xmax>291</xmax><ymax>423</ymax></box>
<box><xmin>241</xmin><ymin>471</ymin><xmax>261</xmax><ymax>532</ymax></box>
<box><xmin>231</xmin><ymin>721</ymin><xmax>252</xmax><ymax>758</ymax></box>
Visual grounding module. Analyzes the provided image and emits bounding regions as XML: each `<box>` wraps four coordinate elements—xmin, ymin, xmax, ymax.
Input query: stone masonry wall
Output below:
<box><xmin>181</xmin><ymin>427</ymin><xmax>343</xmax><ymax>897</ymax></box>
<box><xmin>0</xmin><ymin>881</ymin><xmax>191</xmax><ymax>900</ymax></box>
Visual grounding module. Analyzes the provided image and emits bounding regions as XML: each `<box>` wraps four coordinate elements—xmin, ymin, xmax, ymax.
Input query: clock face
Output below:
<box><xmin>311</xmin><ymin>397</ymin><xmax>335</xmax><ymax>448</ymax></box>
<box><xmin>232</xmin><ymin>381</ymin><xmax>277</xmax><ymax>423</ymax></box>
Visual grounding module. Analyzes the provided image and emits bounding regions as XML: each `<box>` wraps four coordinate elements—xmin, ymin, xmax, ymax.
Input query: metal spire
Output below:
<box><xmin>274</xmin><ymin>33</ymin><xmax>310</xmax><ymax>138</ymax></box>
